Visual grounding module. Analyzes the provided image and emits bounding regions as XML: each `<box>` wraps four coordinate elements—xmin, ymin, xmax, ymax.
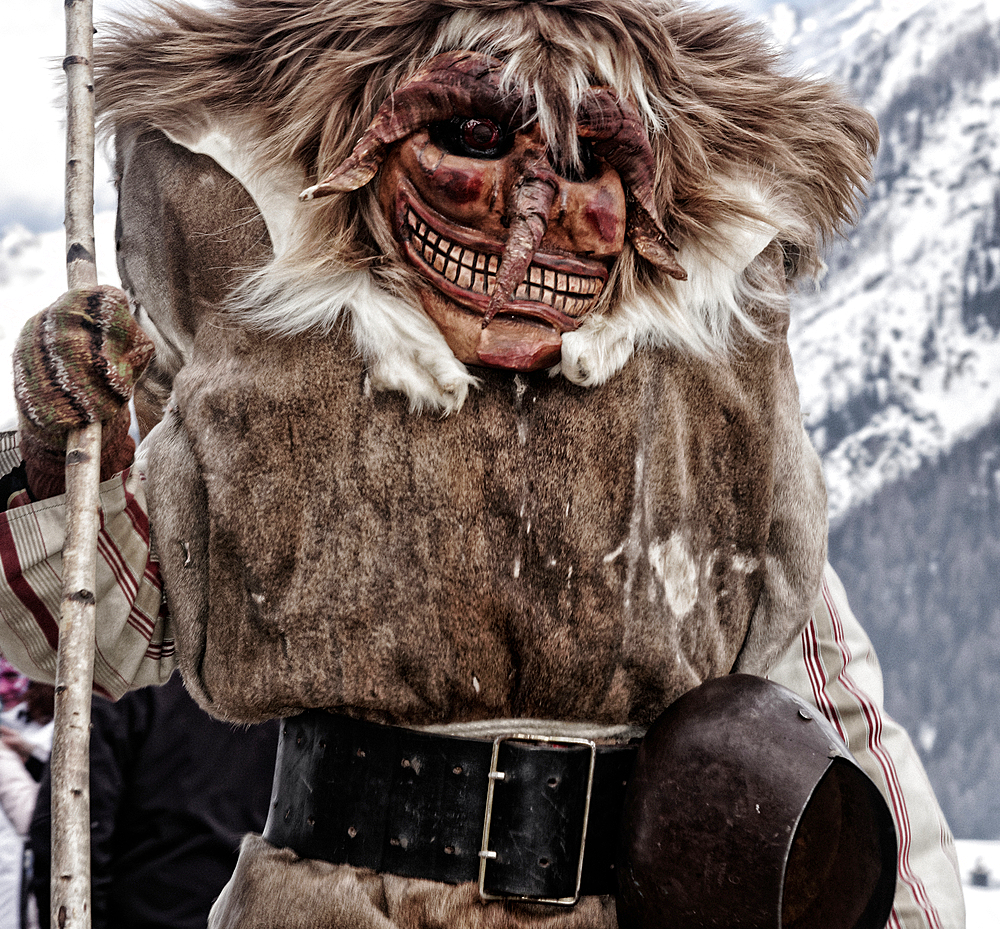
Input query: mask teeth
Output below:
<box><xmin>406</xmin><ymin>209</ymin><xmax>604</xmax><ymax>317</ymax></box>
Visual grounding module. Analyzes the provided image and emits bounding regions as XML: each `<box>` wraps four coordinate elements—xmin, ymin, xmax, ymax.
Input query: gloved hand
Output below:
<box><xmin>13</xmin><ymin>286</ymin><xmax>155</xmax><ymax>499</ymax></box>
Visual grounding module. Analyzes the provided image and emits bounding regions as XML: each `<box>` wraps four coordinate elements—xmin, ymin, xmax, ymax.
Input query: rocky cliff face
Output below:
<box><xmin>828</xmin><ymin>420</ymin><xmax>1000</xmax><ymax>839</ymax></box>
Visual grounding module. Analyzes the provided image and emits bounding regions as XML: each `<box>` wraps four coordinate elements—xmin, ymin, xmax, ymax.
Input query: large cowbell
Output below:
<box><xmin>616</xmin><ymin>674</ymin><xmax>897</xmax><ymax>929</ymax></box>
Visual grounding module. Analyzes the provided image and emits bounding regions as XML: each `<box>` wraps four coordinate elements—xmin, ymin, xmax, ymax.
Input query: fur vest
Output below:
<box><xmin>145</xmin><ymin>308</ymin><xmax>826</xmax><ymax>725</ymax></box>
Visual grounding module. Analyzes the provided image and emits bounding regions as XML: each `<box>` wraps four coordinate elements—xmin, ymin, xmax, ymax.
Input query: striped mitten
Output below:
<box><xmin>13</xmin><ymin>286</ymin><xmax>155</xmax><ymax>499</ymax></box>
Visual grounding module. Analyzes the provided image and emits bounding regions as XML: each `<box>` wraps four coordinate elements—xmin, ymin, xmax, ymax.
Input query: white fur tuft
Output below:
<box><xmin>232</xmin><ymin>264</ymin><xmax>477</xmax><ymax>415</ymax></box>
<box><xmin>348</xmin><ymin>276</ymin><xmax>478</xmax><ymax>415</ymax></box>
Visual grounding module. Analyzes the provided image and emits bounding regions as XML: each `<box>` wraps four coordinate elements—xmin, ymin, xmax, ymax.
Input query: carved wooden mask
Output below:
<box><xmin>302</xmin><ymin>51</ymin><xmax>685</xmax><ymax>371</ymax></box>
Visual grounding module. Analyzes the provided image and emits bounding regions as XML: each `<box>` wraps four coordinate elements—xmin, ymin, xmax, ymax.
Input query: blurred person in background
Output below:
<box><xmin>0</xmin><ymin>657</ymin><xmax>42</xmax><ymax>928</ymax></box>
<box><xmin>1</xmin><ymin>672</ymin><xmax>54</xmax><ymax>783</ymax></box>
<box><xmin>28</xmin><ymin>673</ymin><xmax>279</xmax><ymax>929</ymax></box>
<box><xmin>1</xmin><ymin>736</ymin><xmax>39</xmax><ymax>928</ymax></box>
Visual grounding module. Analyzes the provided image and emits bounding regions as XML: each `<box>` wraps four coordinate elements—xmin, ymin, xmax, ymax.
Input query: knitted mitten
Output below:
<box><xmin>13</xmin><ymin>286</ymin><xmax>155</xmax><ymax>499</ymax></box>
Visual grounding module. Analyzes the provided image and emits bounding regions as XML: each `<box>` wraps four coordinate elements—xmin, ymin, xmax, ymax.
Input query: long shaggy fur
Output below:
<box><xmin>96</xmin><ymin>0</ymin><xmax>877</xmax><ymax>411</ymax></box>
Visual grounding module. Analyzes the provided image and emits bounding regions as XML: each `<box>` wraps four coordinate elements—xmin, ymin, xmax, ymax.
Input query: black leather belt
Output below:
<box><xmin>262</xmin><ymin>711</ymin><xmax>639</xmax><ymax>903</ymax></box>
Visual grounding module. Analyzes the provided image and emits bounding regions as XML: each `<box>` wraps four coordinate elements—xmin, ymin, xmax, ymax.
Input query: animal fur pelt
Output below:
<box><xmin>95</xmin><ymin>1</ymin><xmax>877</xmax><ymax>926</ymax></box>
<box><xmin>212</xmin><ymin>834</ymin><xmax>620</xmax><ymax>929</ymax></box>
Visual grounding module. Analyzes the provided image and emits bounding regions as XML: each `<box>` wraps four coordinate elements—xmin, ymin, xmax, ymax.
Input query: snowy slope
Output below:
<box><xmin>956</xmin><ymin>840</ymin><xmax>1000</xmax><ymax>928</ymax></box>
<box><xmin>777</xmin><ymin>0</ymin><xmax>1000</xmax><ymax>520</ymax></box>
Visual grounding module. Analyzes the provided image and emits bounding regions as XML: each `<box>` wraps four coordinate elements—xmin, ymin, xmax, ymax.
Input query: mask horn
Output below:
<box><xmin>482</xmin><ymin>160</ymin><xmax>558</xmax><ymax>328</ymax></box>
<box><xmin>579</xmin><ymin>89</ymin><xmax>687</xmax><ymax>281</ymax></box>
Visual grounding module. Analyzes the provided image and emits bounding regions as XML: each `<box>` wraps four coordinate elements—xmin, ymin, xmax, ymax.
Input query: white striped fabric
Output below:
<box><xmin>769</xmin><ymin>564</ymin><xmax>966</xmax><ymax>929</ymax></box>
<box><xmin>0</xmin><ymin>432</ymin><xmax>175</xmax><ymax>699</ymax></box>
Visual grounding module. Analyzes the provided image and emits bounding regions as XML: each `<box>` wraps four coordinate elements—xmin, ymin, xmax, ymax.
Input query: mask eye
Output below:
<box><xmin>432</xmin><ymin>116</ymin><xmax>511</xmax><ymax>159</ymax></box>
<box><xmin>461</xmin><ymin>118</ymin><xmax>502</xmax><ymax>152</ymax></box>
<box><xmin>558</xmin><ymin>139</ymin><xmax>600</xmax><ymax>184</ymax></box>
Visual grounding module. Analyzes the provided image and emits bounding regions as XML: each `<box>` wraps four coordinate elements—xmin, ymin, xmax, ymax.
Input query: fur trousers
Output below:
<box><xmin>209</xmin><ymin>835</ymin><xmax>619</xmax><ymax>929</ymax></box>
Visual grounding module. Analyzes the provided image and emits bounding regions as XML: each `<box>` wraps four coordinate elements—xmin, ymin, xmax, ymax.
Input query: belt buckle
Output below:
<box><xmin>477</xmin><ymin>733</ymin><xmax>597</xmax><ymax>906</ymax></box>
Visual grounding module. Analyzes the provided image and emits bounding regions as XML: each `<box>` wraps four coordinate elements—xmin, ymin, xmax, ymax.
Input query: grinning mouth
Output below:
<box><xmin>397</xmin><ymin>191</ymin><xmax>608</xmax><ymax>331</ymax></box>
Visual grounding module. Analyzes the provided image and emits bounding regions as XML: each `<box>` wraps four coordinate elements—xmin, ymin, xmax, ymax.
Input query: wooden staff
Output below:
<box><xmin>51</xmin><ymin>1</ymin><xmax>101</xmax><ymax>926</ymax></box>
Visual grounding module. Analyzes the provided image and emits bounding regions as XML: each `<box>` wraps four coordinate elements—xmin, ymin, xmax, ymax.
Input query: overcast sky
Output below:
<box><xmin>0</xmin><ymin>0</ymin><xmax>158</xmax><ymax>236</ymax></box>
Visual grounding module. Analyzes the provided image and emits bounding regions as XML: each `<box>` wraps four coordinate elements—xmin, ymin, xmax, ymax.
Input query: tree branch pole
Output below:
<box><xmin>52</xmin><ymin>1</ymin><xmax>101</xmax><ymax>926</ymax></box>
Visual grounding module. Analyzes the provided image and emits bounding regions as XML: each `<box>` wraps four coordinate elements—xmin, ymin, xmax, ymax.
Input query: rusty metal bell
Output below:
<box><xmin>616</xmin><ymin>674</ymin><xmax>897</xmax><ymax>929</ymax></box>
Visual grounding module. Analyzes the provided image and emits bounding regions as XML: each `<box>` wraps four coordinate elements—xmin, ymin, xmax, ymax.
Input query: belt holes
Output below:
<box><xmin>539</xmin><ymin>857</ymin><xmax>550</xmax><ymax>868</ymax></box>
<box><xmin>452</xmin><ymin>765</ymin><xmax>463</xmax><ymax>776</ymax></box>
<box><xmin>348</xmin><ymin>826</ymin><xmax>358</xmax><ymax>838</ymax></box>
<box><xmin>306</xmin><ymin>816</ymin><xmax>315</xmax><ymax>827</ymax></box>
<box><xmin>547</xmin><ymin>776</ymin><xmax>559</xmax><ymax>788</ymax></box>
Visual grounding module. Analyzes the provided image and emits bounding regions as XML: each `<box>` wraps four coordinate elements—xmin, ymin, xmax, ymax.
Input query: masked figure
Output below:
<box><xmin>0</xmin><ymin>2</ymin><xmax>964</xmax><ymax>927</ymax></box>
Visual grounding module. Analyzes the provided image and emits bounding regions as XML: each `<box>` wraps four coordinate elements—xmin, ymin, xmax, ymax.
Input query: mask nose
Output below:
<box><xmin>482</xmin><ymin>153</ymin><xmax>560</xmax><ymax>328</ymax></box>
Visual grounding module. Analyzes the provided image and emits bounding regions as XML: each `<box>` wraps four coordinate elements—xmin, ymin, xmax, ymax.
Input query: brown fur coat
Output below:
<box><xmin>118</xmin><ymin>126</ymin><xmax>828</xmax><ymax>929</ymax></box>
<box><xmin>143</xmin><ymin>198</ymin><xmax>825</xmax><ymax>725</ymax></box>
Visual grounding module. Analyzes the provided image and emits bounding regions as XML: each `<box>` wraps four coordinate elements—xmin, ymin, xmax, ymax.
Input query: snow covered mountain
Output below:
<box><xmin>766</xmin><ymin>0</ymin><xmax>1000</xmax><ymax>844</ymax></box>
<box><xmin>773</xmin><ymin>0</ymin><xmax>1000</xmax><ymax>520</ymax></box>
